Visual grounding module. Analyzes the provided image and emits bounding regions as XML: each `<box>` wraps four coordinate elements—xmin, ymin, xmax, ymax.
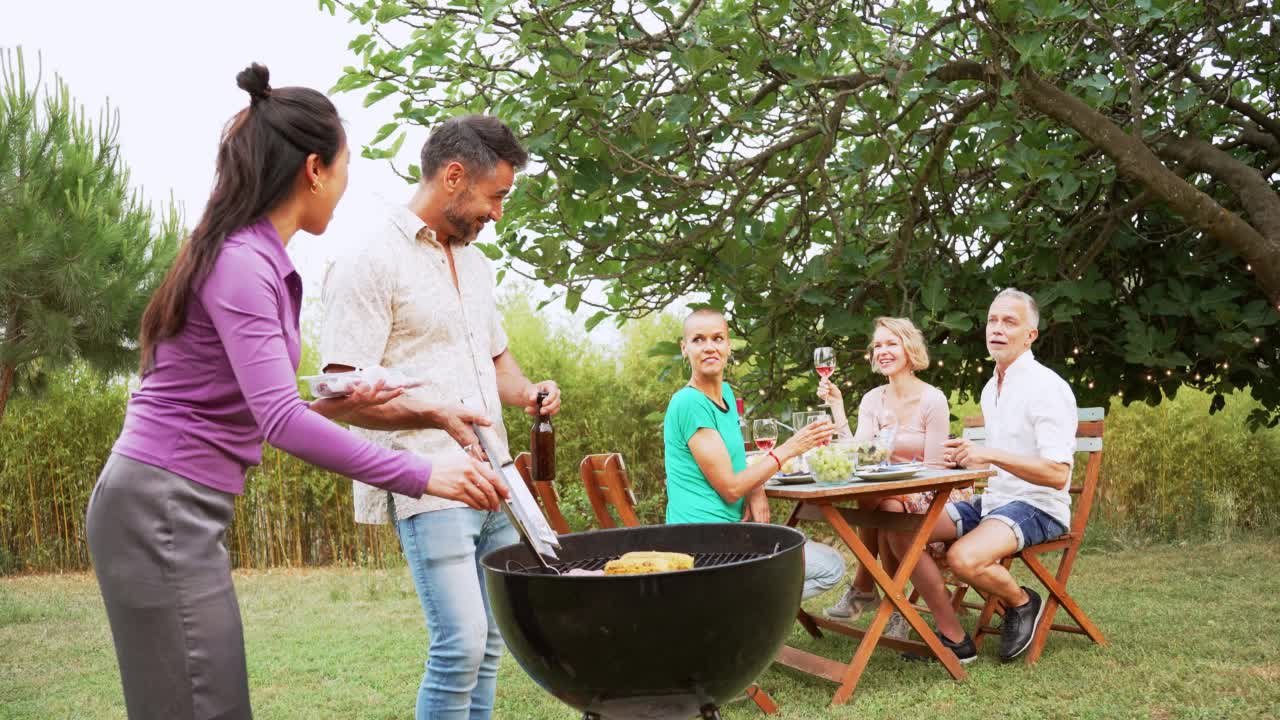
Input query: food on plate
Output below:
<box><xmin>808</xmin><ymin>444</ymin><xmax>854</xmax><ymax>483</ymax></box>
<box><xmin>858</xmin><ymin>442</ymin><xmax>889</xmax><ymax>466</ymax></box>
<box><xmin>603</xmin><ymin>551</ymin><xmax>695</xmax><ymax>575</ymax></box>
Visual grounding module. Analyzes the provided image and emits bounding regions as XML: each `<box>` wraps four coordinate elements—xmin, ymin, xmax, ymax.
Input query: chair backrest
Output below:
<box><xmin>513</xmin><ymin>452</ymin><xmax>571</xmax><ymax>534</ymax></box>
<box><xmin>579</xmin><ymin>453</ymin><xmax>642</xmax><ymax>528</ymax></box>
<box><xmin>961</xmin><ymin>407</ymin><xmax>1104</xmax><ymax>537</ymax></box>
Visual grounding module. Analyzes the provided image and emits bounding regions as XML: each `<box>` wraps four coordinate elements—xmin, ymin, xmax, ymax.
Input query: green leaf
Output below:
<box><xmin>474</xmin><ymin>242</ymin><xmax>503</xmax><ymax>261</ymax></box>
<box><xmin>800</xmin><ymin>288</ymin><xmax>835</xmax><ymax>306</ymax></box>
<box><xmin>921</xmin><ymin>275</ymin><xmax>945</xmax><ymax>312</ymax></box>
<box><xmin>664</xmin><ymin>95</ymin><xmax>695</xmax><ymax>124</ymax></box>
<box><xmin>633</xmin><ymin>111</ymin><xmax>657</xmax><ymax>141</ymax></box>
<box><xmin>362</xmin><ymin>82</ymin><xmax>398</xmax><ymax>107</ymax></box>
<box><xmin>585</xmin><ymin>310</ymin><xmax>610</xmax><ymax>332</ymax></box>
<box><xmin>565</xmin><ymin>287</ymin><xmax>582</xmax><ymax>313</ymax></box>
<box><xmin>938</xmin><ymin>312</ymin><xmax>973</xmax><ymax>333</ymax></box>
<box><xmin>370</xmin><ymin>122</ymin><xmax>399</xmax><ymax>146</ymax></box>
<box><xmin>376</xmin><ymin>3</ymin><xmax>411</xmax><ymax>23</ymax></box>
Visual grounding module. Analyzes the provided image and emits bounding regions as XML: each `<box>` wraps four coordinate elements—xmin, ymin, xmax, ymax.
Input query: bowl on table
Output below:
<box><xmin>805</xmin><ymin>440</ymin><xmax>859</xmax><ymax>484</ymax></box>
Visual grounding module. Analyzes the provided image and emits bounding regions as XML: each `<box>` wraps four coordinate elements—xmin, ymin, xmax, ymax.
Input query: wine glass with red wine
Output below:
<box><xmin>752</xmin><ymin>419</ymin><xmax>779</xmax><ymax>452</ymax></box>
<box><xmin>814</xmin><ymin>347</ymin><xmax>836</xmax><ymax>380</ymax></box>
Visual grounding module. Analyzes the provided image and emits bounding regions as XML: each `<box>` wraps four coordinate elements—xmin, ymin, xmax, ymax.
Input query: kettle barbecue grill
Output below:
<box><xmin>481</xmin><ymin>522</ymin><xmax>806</xmax><ymax>719</ymax></box>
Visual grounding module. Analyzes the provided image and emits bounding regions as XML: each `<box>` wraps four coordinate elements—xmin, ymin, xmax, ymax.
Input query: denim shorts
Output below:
<box><xmin>946</xmin><ymin>497</ymin><xmax>1066</xmax><ymax>552</ymax></box>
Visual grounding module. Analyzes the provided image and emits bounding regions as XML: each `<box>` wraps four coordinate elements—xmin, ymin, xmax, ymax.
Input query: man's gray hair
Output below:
<box><xmin>993</xmin><ymin>287</ymin><xmax>1040</xmax><ymax>328</ymax></box>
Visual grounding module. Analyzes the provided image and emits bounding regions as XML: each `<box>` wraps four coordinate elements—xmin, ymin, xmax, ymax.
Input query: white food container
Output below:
<box><xmin>300</xmin><ymin>366</ymin><xmax>424</xmax><ymax>399</ymax></box>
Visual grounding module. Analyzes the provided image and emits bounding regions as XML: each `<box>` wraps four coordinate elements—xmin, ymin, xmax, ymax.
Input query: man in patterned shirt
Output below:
<box><xmin>320</xmin><ymin>115</ymin><xmax>560</xmax><ymax>720</ymax></box>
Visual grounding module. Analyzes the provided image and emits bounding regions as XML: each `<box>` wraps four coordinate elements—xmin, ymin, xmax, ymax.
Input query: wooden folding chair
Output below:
<box><xmin>579</xmin><ymin>453</ymin><xmax>643</xmax><ymax>528</ymax></box>
<box><xmin>921</xmin><ymin>407</ymin><xmax>1109</xmax><ymax>663</ymax></box>
<box><xmin>576</xmin><ymin>453</ymin><xmax>779</xmax><ymax>715</ymax></box>
<box><xmin>513</xmin><ymin>452</ymin><xmax>571</xmax><ymax>534</ymax></box>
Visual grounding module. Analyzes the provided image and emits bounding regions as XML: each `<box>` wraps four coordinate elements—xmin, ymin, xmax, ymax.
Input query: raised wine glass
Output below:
<box><xmin>814</xmin><ymin>347</ymin><xmax>836</xmax><ymax>380</ymax></box>
<box><xmin>752</xmin><ymin>419</ymin><xmax>779</xmax><ymax>452</ymax></box>
<box><xmin>806</xmin><ymin>411</ymin><xmax>833</xmax><ymax>447</ymax></box>
<box><xmin>873</xmin><ymin>408</ymin><xmax>898</xmax><ymax>464</ymax></box>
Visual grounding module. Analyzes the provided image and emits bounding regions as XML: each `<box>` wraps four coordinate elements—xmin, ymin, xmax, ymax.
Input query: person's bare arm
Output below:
<box><xmin>944</xmin><ymin>438</ymin><xmax>1071</xmax><ymax>490</ymax></box>
<box><xmin>689</xmin><ymin>421</ymin><xmax>835</xmax><ymax>503</ymax></box>
<box><xmin>493</xmin><ymin>350</ymin><xmax>560</xmax><ymax>416</ymax></box>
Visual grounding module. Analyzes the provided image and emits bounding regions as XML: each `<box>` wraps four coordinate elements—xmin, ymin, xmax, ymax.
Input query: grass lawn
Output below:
<box><xmin>3</xmin><ymin>539</ymin><xmax>1278</xmax><ymax>719</ymax></box>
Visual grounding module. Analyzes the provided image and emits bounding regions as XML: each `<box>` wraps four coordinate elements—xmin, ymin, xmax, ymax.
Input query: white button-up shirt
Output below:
<box><xmin>979</xmin><ymin>350</ymin><xmax>1078</xmax><ymax>528</ymax></box>
<box><xmin>320</xmin><ymin>205</ymin><xmax>509</xmax><ymax>524</ymax></box>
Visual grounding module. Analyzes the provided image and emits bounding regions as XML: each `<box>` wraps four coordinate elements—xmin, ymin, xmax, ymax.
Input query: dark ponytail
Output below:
<box><xmin>138</xmin><ymin>63</ymin><xmax>345</xmax><ymax>372</ymax></box>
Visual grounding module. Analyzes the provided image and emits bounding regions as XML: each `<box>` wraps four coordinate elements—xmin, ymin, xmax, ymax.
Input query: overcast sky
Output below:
<box><xmin>2</xmin><ymin>0</ymin><xmax>631</xmax><ymax>343</ymax></box>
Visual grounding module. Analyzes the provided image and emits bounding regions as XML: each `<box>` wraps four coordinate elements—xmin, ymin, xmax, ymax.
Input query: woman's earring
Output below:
<box><xmin>310</xmin><ymin>181</ymin><xmax>324</xmax><ymax>194</ymax></box>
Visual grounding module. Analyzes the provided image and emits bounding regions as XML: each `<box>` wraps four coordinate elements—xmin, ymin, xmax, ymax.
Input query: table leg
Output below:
<box><xmin>819</xmin><ymin>498</ymin><xmax>968</xmax><ymax>705</ymax></box>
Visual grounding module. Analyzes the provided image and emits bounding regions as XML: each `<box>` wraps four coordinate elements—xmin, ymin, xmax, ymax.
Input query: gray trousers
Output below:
<box><xmin>86</xmin><ymin>453</ymin><xmax>251</xmax><ymax>720</ymax></box>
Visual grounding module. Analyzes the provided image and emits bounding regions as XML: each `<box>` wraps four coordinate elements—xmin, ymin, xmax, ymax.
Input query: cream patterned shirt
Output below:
<box><xmin>320</xmin><ymin>205</ymin><xmax>510</xmax><ymax>524</ymax></box>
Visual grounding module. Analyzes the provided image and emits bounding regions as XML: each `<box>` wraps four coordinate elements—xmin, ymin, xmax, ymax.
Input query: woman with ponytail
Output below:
<box><xmin>85</xmin><ymin>64</ymin><xmax>508</xmax><ymax>720</ymax></box>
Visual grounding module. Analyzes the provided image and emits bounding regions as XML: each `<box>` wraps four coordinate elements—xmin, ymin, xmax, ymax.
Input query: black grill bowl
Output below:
<box><xmin>481</xmin><ymin>523</ymin><xmax>806</xmax><ymax>719</ymax></box>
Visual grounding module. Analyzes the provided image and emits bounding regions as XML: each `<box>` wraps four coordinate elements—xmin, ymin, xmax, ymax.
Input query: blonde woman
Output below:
<box><xmin>818</xmin><ymin>318</ymin><xmax>973</xmax><ymax>655</ymax></box>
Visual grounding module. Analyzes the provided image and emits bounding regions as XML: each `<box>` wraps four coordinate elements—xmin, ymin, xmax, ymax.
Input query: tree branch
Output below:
<box><xmin>1165</xmin><ymin>54</ymin><xmax>1280</xmax><ymax>144</ymax></box>
<box><xmin>934</xmin><ymin>59</ymin><xmax>1280</xmax><ymax>306</ymax></box>
<box><xmin>1158</xmin><ymin>136</ymin><xmax>1280</xmax><ymax>246</ymax></box>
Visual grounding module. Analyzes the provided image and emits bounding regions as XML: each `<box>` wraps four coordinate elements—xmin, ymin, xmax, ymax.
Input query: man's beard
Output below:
<box><xmin>441</xmin><ymin>189</ymin><xmax>480</xmax><ymax>244</ymax></box>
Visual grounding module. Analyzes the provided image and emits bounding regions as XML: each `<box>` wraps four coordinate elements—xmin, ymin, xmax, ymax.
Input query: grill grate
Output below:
<box><xmin>510</xmin><ymin>551</ymin><xmax>767</xmax><ymax>576</ymax></box>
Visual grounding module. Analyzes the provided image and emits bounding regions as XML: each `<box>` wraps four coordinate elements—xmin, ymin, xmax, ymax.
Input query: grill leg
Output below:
<box><xmin>582</xmin><ymin>713</ymin><xmax>601</xmax><ymax>720</ymax></box>
<box><xmin>700</xmin><ymin>704</ymin><xmax>722</xmax><ymax>719</ymax></box>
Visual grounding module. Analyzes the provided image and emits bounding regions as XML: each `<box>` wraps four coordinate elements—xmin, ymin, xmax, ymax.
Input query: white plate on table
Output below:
<box><xmin>769</xmin><ymin>472</ymin><xmax>815</xmax><ymax>485</ymax></box>
<box><xmin>854</xmin><ymin>464</ymin><xmax>924</xmax><ymax>482</ymax></box>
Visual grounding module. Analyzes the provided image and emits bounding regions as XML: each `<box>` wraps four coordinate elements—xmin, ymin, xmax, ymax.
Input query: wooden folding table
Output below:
<box><xmin>766</xmin><ymin>467</ymin><xmax>995</xmax><ymax>705</ymax></box>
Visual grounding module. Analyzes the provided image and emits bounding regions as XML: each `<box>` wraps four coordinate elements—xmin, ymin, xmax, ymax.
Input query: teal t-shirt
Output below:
<box><xmin>664</xmin><ymin>383</ymin><xmax>748</xmax><ymax>524</ymax></box>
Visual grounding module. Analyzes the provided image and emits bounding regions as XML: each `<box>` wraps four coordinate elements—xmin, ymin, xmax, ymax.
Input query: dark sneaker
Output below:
<box><xmin>999</xmin><ymin>586</ymin><xmax>1045</xmax><ymax>662</ymax></box>
<box><xmin>902</xmin><ymin>630</ymin><xmax>978</xmax><ymax>664</ymax></box>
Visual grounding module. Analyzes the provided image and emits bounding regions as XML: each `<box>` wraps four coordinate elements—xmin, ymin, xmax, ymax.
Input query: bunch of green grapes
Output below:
<box><xmin>809</xmin><ymin>446</ymin><xmax>854</xmax><ymax>483</ymax></box>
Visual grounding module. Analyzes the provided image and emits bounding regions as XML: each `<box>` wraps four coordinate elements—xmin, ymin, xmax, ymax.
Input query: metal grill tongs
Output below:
<box><xmin>468</xmin><ymin>421</ymin><xmax>563</xmax><ymax>573</ymax></box>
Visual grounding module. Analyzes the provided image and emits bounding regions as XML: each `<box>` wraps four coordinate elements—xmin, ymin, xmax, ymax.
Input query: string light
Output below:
<box><xmin>1073</xmin><ymin>346</ymin><xmax>1080</xmax><ymax>355</ymax></box>
<box><xmin>1195</xmin><ymin>373</ymin><xmax>1201</xmax><ymax>380</ymax></box>
<box><xmin>1254</xmin><ymin>336</ymin><xmax>1262</xmax><ymax>344</ymax></box>
<box><xmin>1165</xmin><ymin>369</ymin><xmax>1172</xmax><ymax>377</ymax></box>
<box><xmin>1246</xmin><ymin>264</ymin><xmax>1252</xmax><ymax>271</ymax></box>
<box><xmin>1223</xmin><ymin>361</ymin><xmax>1230</xmax><ymax>369</ymax></box>
<box><xmin>937</xmin><ymin>360</ymin><xmax>944</xmax><ymax>367</ymax></box>
<box><xmin>863</xmin><ymin>353</ymin><xmax>870</xmax><ymax>361</ymax></box>
<box><xmin>1088</xmin><ymin>381</ymin><xmax>1095</xmax><ymax>389</ymax></box>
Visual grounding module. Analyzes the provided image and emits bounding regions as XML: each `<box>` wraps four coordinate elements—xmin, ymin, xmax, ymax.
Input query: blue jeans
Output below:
<box><xmin>946</xmin><ymin>497</ymin><xmax>1067</xmax><ymax>552</ymax></box>
<box><xmin>396</xmin><ymin>508</ymin><xmax>518</xmax><ymax>720</ymax></box>
<box><xmin>802</xmin><ymin>541</ymin><xmax>847</xmax><ymax>600</ymax></box>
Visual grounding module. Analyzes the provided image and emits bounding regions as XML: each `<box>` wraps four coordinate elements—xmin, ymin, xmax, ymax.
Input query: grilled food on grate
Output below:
<box><xmin>603</xmin><ymin>551</ymin><xmax>695</xmax><ymax>575</ymax></box>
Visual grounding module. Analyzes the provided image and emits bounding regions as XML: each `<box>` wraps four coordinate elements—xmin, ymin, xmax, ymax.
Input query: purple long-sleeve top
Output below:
<box><xmin>112</xmin><ymin>217</ymin><xmax>431</xmax><ymax>497</ymax></box>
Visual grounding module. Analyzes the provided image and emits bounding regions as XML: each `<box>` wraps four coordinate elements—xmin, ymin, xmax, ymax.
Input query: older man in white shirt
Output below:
<box><xmin>945</xmin><ymin>287</ymin><xmax>1077</xmax><ymax>661</ymax></box>
<box><xmin>893</xmin><ymin>288</ymin><xmax>1076</xmax><ymax>665</ymax></box>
